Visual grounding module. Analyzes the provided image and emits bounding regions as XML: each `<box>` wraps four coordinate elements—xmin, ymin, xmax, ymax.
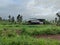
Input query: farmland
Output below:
<box><xmin>0</xmin><ymin>22</ymin><xmax>60</xmax><ymax>45</ymax></box>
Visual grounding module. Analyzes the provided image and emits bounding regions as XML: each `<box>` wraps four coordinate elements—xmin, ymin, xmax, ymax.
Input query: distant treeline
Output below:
<box><xmin>0</xmin><ymin>12</ymin><xmax>60</xmax><ymax>25</ymax></box>
<box><xmin>0</xmin><ymin>14</ymin><xmax>23</xmax><ymax>23</ymax></box>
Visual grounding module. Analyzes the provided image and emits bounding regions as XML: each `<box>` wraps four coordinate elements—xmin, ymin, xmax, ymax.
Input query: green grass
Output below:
<box><xmin>0</xmin><ymin>22</ymin><xmax>60</xmax><ymax>45</ymax></box>
<box><xmin>0</xmin><ymin>24</ymin><xmax>60</xmax><ymax>35</ymax></box>
<box><xmin>0</xmin><ymin>35</ymin><xmax>60</xmax><ymax>45</ymax></box>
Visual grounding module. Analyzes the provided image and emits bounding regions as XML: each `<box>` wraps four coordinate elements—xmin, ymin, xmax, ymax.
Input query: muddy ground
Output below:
<box><xmin>34</xmin><ymin>34</ymin><xmax>60</xmax><ymax>40</ymax></box>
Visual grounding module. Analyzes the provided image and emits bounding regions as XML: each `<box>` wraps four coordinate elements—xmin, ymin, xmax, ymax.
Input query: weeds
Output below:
<box><xmin>0</xmin><ymin>25</ymin><xmax>60</xmax><ymax>45</ymax></box>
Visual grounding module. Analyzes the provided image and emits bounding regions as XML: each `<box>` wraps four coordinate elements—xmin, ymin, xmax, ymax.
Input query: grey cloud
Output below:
<box><xmin>0</xmin><ymin>0</ymin><xmax>60</xmax><ymax>21</ymax></box>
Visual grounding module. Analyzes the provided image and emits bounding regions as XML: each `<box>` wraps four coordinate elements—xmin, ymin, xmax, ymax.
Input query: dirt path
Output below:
<box><xmin>35</xmin><ymin>34</ymin><xmax>60</xmax><ymax>40</ymax></box>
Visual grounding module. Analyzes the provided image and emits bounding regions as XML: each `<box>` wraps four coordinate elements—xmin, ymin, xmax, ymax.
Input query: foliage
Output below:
<box><xmin>0</xmin><ymin>23</ymin><xmax>60</xmax><ymax>45</ymax></box>
<box><xmin>8</xmin><ymin>15</ymin><xmax>11</xmax><ymax>22</ymax></box>
<box><xmin>0</xmin><ymin>35</ymin><xmax>60</xmax><ymax>45</ymax></box>
<box><xmin>17</xmin><ymin>14</ymin><xmax>23</xmax><ymax>23</ymax></box>
<box><xmin>11</xmin><ymin>16</ymin><xmax>15</xmax><ymax>22</ymax></box>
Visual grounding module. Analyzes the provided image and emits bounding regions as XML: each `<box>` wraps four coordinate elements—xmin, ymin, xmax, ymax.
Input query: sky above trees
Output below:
<box><xmin>0</xmin><ymin>0</ymin><xmax>60</xmax><ymax>20</ymax></box>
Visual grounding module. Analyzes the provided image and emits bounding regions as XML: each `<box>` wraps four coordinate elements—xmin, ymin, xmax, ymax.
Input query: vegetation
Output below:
<box><xmin>0</xmin><ymin>35</ymin><xmax>60</xmax><ymax>45</ymax></box>
<box><xmin>56</xmin><ymin>12</ymin><xmax>60</xmax><ymax>25</ymax></box>
<box><xmin>0</xmin><ymin>13</ymin><xmax>60</xmax><ymax>45</ymax></box>
<box><xmin>0</xmin><ymin>22</ymin><xmax>59</xmax><ymax>45</ymax></box>
<box><xmin>17</xmin><ymin>14</ymin><xmax>23</xmax><ymax>23</ymax></box>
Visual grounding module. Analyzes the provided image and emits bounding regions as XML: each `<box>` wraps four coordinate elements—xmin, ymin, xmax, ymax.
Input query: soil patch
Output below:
<box><xmin>34</xmin><ymin>34</ymin><xmax>60</xmax><ymax>40</ymax></box>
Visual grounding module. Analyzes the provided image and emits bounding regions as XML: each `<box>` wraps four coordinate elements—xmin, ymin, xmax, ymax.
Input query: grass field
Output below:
<box><xmin>0</xmin><ymin>23</ymin><xmax>60</xmax><ymax>45</ymax></box>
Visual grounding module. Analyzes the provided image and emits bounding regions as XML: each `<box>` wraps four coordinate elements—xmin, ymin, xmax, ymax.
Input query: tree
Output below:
<box><xmin>56</xmin><ymin>13</ymin><xmax>60</xmax><ymax>22</ymax></box>
<box><xmin>56</xmin><ymin>12</ymin><xmax>60</xmax><ymax>25</ymax></box>
<box><xmin>8</xmin><ymin>15</ymin><xmax>11</xmax><ymax>22</ymax></box>
<box><xmin>17</xmin><ymin>14</ymin><xmax>23</xmax><ymax>23</ymax></box>
<box><xmin>17</xmin><ymin>14</ymin><xmax>20</xmax><ymax>22</ymax></box>
<box><xmin>0</xmin><ymin>17</ymin><xmax>2</xmax><ymax>21</ymax></box>
<box><xmin>20</xmin><ymin>16</ymin><xmax>22</xmax><ymax>23</ymax></box>
<box><xmin>55</xmin><ymin>17</ymin><xmax>57</xmax><ymax>23</ymax></box>
<box><xmin>11</xmin><ymin>16</ymin><xmax>15</xmax><ymax>22</ymax></box>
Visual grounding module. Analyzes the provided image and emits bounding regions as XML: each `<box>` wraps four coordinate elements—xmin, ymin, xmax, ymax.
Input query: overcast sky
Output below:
<box><xmin>0</xmin><ymin>0</ymin><xmax>60</xmax><ymax>20</ymax></box>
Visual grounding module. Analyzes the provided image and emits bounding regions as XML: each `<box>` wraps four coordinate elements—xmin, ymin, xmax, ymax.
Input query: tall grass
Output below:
<box><xmin>0</xmin><ymin>24</ymin><xmax>60</xmax><ymax>45</ymax></box>
<box><xmin>0</xmin><ymin>35</ymin><xmax>60</xmax><ymax>45</ymax></box>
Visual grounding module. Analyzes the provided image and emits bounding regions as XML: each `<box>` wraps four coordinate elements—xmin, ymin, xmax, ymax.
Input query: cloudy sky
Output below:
<box><xmin>0</xmin><ymin>0</ymin><xmax>60</xmax><ymax>20</ymax></box>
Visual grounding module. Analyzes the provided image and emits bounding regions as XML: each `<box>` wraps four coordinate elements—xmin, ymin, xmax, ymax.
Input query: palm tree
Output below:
<box><xmin>0</xmin><ymin>17</ymin><xmax>2</xmax><ymax>21</ymax></box>
<box><xmin>8</xmin><ymin>15</ymin><xmax>11</xmax><ymax>22</ymax></box>
<box><xmin>11</xmin><ymin>16</ymin><xmax>15</xmax><ymax>22</ymax></box>
<box><xmin>20</xmin><ymin>16</ymin><xmax>22</xmax><ymax>23</ymax></box>
<box><xmin>56</xmin><ymin>12</ymin><xmax>60</xmax><ymax>25</ymax></box>
<box><xmin>17</xmin><ymin>14</ymin><xmax>20</xmax><ymax>22</ymax></box>
<box><xmin>17</xmin><ymin>14</ymin><xmax>23</xmax><ymax>23</ymax></box>
<box><xmin>55</xmin><ymin>17</ymin><xmax>57</xmax><ymax>22</ymax></box>
<box><xmin>56</xmin><ymin>13</ymin><xmax>60</xmax><ymax>22</ymax></box>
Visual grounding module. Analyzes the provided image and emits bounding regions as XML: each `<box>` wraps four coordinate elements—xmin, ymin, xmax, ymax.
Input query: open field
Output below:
<box><xmin>0</xmin><ymin>23</ymin><xmax>60</xmax><ymax>45</ymax></box>
<box><xmin>0</xmin><ymin>24</ymin><xmax>60</xmax><ymax>35</ymax></box>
